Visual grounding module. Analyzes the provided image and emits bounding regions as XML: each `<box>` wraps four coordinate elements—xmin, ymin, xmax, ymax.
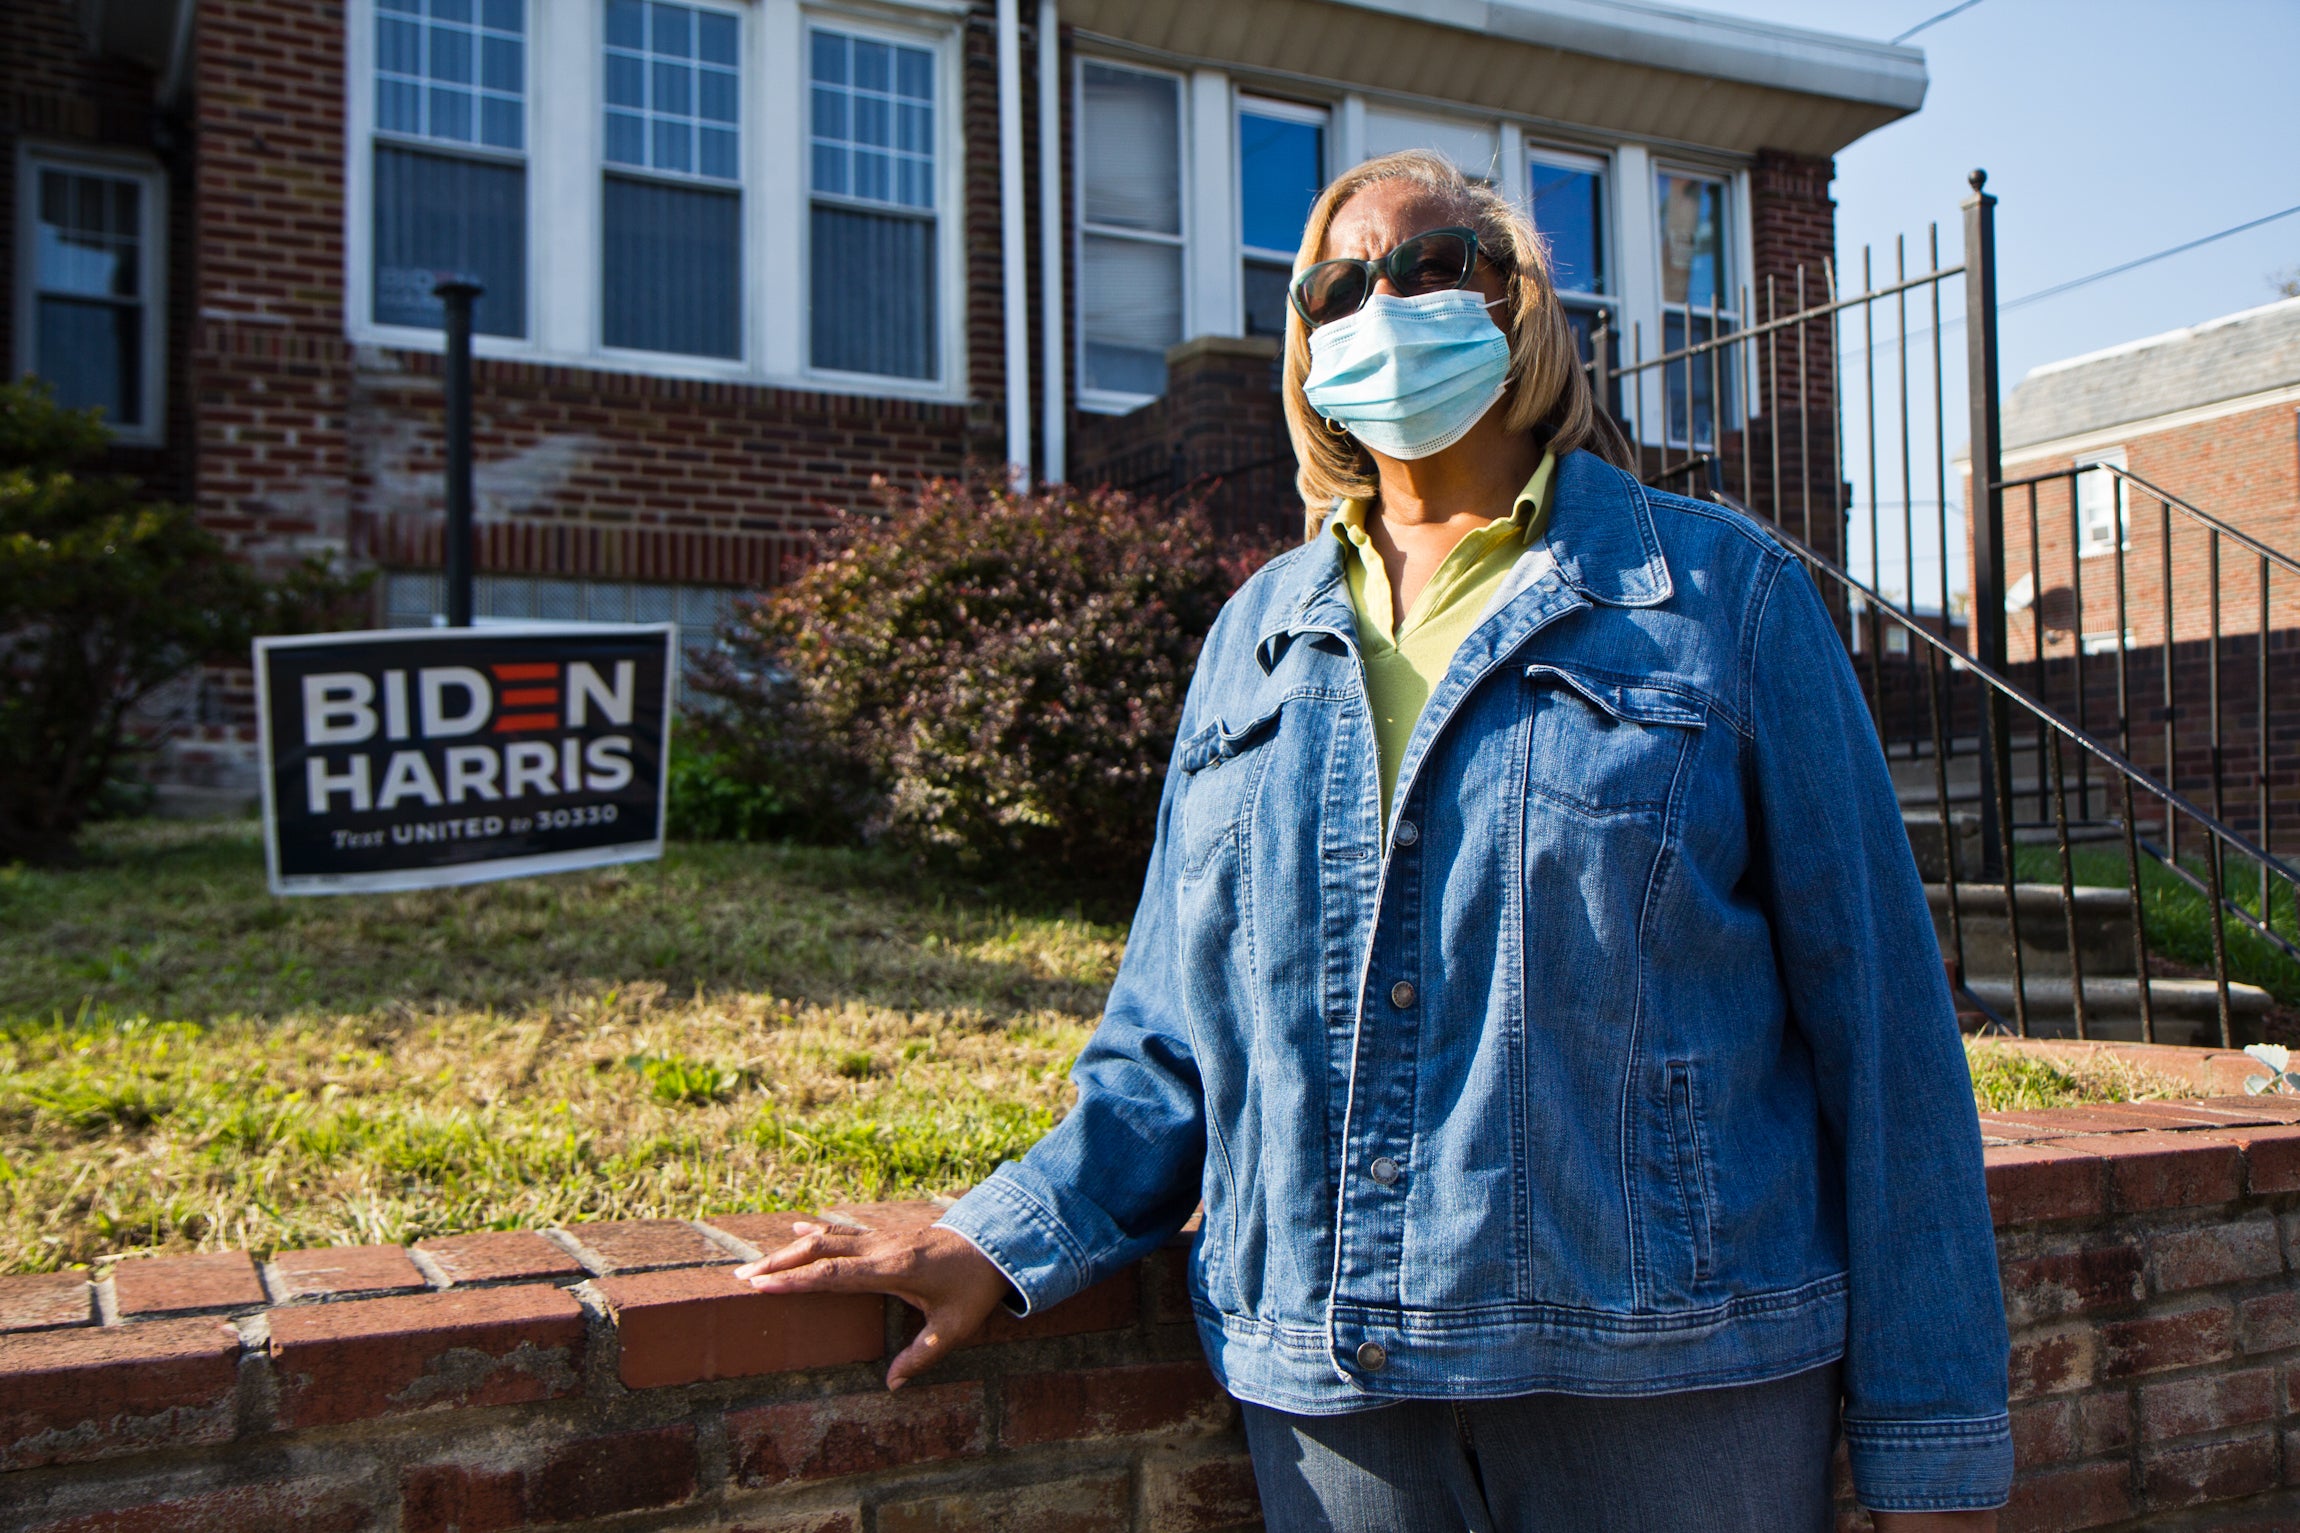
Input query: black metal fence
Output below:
<box><xmin>1601</xmin><ymin>174</ymin><xmax>2299</xmax><ymax>1044</ymax></box>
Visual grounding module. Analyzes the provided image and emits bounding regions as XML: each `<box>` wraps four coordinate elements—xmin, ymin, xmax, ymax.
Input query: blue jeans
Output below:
<box><xmin>1240</xmin><ymin>1363</ymin><xmax>1843</xmax><ymax>1533</ymax></box>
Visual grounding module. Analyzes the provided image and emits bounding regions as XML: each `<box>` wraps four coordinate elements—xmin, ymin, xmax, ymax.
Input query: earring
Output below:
<box><xmin>1324</xmin><ymin>417</ymin><xmax>1350</xmax><ymax>437</ymax></box>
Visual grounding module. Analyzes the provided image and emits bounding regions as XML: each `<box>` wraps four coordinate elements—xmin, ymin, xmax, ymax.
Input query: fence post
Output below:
<box><xmin>434</xmin><ymin>276</ymin><xmax>483</xmax><ymax>629</ymax></box>
<box><xmin>1963</xmin><ymin>171</ymin><xmax>2009</xmax><ymax>877</ymax></box>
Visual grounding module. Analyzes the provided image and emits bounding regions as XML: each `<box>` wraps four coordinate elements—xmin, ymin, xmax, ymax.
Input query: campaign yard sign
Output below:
<box><xmin>255</xmin><ymin>625</ymin><xmax>675</xmax><ymax>895</ymax></box>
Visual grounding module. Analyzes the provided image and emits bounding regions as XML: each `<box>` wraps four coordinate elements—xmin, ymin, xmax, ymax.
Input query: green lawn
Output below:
<box><xmin>2008</xmin><ymin>841</ymin><xmax>2300</xmax><ymax>1006</ymax></box>
<box><xmin>0</xmin><ymin>820</ymin><xmax>2246</xmax><ymax>1276</ymax></box>
<box><xmin>0</xmin><ymin>821</ymin><xmax>1114</xmax><ymax>1273</ymax></box>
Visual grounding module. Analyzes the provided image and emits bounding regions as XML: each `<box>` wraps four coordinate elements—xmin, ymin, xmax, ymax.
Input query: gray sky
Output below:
<box><xmin>1682</xmin><ymin>0</ymin><xmax>2300</xmax><ymax>604</ymax></box>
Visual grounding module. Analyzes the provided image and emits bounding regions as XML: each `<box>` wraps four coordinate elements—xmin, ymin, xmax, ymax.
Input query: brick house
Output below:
<box><xmin>5</xmin><ymin>0</ymin><xmax>1924</xmax><ymax>800</ymax></box>
<box><xmin>1994</xmin><ymin>296</ymin><xmax>2300</xmax><ymax>663</ymax></box>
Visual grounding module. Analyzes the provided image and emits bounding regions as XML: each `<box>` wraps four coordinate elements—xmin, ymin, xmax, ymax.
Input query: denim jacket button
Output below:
<box><xmin>1389</xmin><ymin>980</ymin><xmax>1416</xmax><ymax>1009</ymax></box>
<box><xmin>1369</xmin><ymin>1156</ymin><xmax>1400</xmax><ymax>1186</ymax></box>
<box><xmin>1355</xmin><ymin>1340</ymin><xmax>1388</xmax><ymax>1371</ymax></box>
<box><xmin>1393</xmin><ymin>818</ymin><xmax>1419</xmax><ymax>848</ymax></box>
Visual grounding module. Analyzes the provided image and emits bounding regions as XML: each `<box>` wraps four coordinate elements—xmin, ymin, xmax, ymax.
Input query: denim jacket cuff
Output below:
<box><xmin>935</xmin><ymin>1171</ymin><xmax>1095</xmax><ymax>1318</ymax></box>
<box><xmin>1843</xmin><ymin>1412</ymin><xmax>2014</xmax><ymax>1513</ymax></box>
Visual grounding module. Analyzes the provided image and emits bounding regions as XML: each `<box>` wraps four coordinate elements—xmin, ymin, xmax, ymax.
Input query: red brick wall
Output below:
<box><xmin>186</xmin><ymin>0</ymin><xmax>1003</xmax><ymax>584</ymax></box>
<box><xmin>1997</xmin><ymin>402</ymin><xmax>2300</xmax><ymax>660</ymax></box>
<box><xmin>1744</xmin><ymin>147</ymin><xmax>1846</xmax><ymax>568</ymax></box>
<box><xmin>13</xmin><ymin>1098</ymin><xmax>2300</xmax><ymax>1531</ymax></box>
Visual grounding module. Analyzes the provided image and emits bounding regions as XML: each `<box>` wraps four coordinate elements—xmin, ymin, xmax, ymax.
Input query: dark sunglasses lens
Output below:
<box><xmin>1296</xmin><ymin>262</ymin><xmax>1370</xmax><ymax>327</ymax></box>
<box><xmin>1390</xmin><ymin>232</ymin><xmax>1473</xmax><ymax>296</ymax></box>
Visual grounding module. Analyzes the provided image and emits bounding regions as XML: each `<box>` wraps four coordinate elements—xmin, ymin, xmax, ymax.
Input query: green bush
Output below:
<box><xmin>0</xmin><ymin>381</ymin><xmax>359</xmax><ymax>864</ymax></box>
<box><xmin>689</xmin><ymin>475</ymin><xmax>1261</xmax><ymax>889</ymax></box>
<box><xmin>663</xmin><ymin>730</ymin><xmax>793</xmax><ymax>842</ymax></box>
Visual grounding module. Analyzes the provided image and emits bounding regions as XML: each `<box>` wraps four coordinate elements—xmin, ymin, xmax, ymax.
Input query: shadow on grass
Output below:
<box><xmin>0</xmin><ymin>819</ymin><xmax>1130</xmax><ymax>1029</ymax></box>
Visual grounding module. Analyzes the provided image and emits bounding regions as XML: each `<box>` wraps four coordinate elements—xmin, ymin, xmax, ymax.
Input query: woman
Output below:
<box><xmin>735</xmin><ymin>151</ymin><xmax>2011</xmax><ymax>1531</ymax></box>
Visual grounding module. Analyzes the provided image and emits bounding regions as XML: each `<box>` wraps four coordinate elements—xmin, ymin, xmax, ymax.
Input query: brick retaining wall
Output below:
<box><xmin>13</xmin><ymin>1099</ymin><xmax>2300</xmax><ymax>1531</ymax></box>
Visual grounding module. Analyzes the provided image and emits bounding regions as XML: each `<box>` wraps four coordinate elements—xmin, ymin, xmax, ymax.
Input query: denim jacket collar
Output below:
<box><xmin>1254</xmin><ymin>448</ymin><xmax>1671</xmax><ymax>674</ymax></box>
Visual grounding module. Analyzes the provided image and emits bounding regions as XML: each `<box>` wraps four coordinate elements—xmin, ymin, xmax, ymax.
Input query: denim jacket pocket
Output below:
<box><xmin>1175</xmin><ymin>701</ymin><xmax>1285</xmax><ymax>880</ymax></box>
<box><xmin>1663</xmin><ymin>1059</ymin><xmax>1718</xmax><ymax>1284</ymax></box>
<box><xmin>1521</xmin><ymin>664</ymin><xmax>1707</xmax><ymax>819</ymax></box>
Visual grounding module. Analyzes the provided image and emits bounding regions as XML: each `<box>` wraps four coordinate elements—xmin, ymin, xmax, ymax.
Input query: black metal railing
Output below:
<box><xmin>1595</xmin><ymin>173</ymin><xmax>2299</xmax><ymax>1043</ymax></box>
<box><xmin>1693</xmin><ymin>466</ymin><xmax>2298</xmax><ymax>1045</ymax></box>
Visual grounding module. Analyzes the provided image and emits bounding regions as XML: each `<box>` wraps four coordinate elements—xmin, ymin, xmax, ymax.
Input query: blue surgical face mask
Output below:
<box><xmin>1302</xmin><ymin>289</ymin><xmax>1511</xmax><ymax>460</ymax></box>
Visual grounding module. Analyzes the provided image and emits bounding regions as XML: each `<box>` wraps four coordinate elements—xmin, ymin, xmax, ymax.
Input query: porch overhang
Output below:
<box><xmin>76</xmin><ymin>0</ymin><xmax>196</xmax><ymax>105</ymax></box>
<box><xmin>1061</xmin><ymin>0</ymin><xmax>1926</xmax><ymax>159</ymax></box>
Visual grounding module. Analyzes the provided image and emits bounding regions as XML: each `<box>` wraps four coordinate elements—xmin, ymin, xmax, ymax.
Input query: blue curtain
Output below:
<box><xmin>373</xmin><ymin>145</ymin><xmax>527</xmax><ymax>336</ymax></box>
<box><xmin>36</xmin><ymin>298</ymin><xmax>139</xmax><ymax>427</ymax></box>
<box><xmin>603</xmin><ymin>176</ymin><xmax>741</xmax><ymax>358</ymax></box>
<box><xmin>810</xmin><ymin>206</ymin><xmax>935</xmax><ymax>379</ymax></box>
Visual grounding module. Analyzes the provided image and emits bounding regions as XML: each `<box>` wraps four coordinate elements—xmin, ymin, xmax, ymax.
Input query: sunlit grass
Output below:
<box><xmin>0</xmin><ymin>821</ymin><xmax>1113</xmax><ymax>1273</ymax></box>
<box><xmin>2009</xmin><ymin>842</ymin><xmax>2300</xmax><ymax>1006</ymax></box>
<box><xmin>4</xmin><ymin>820</ymin><xmax>2251</xmax><ymax>1275</ymax></box>
<box><xmin>1965</xmin><ymin>1037</ymin><xmax>2199</xmax><ymax>1112</ymax></box>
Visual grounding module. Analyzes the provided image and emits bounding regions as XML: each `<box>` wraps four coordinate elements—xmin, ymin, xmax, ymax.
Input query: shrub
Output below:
<box><xmin>663</xmin><ymin>728</ymin><xmax>794</xmax><ymax>842</ymax></box>
<box><xmin>0</xmin><ymin>381</ymin><xmax>360</xmax><ymax>864</ymax></box>
<box><xmin>690</xmin><ymin>476</ymin><xmax>1257</xmax><ymax>888</ymax></box>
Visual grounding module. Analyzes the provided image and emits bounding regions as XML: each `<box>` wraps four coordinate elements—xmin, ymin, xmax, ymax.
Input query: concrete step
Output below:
<box><xmin>1927</xmin><ymin>882</ymin><xmax>2139</xmax><ymax>978</ymax></box>
<box><xmin>1963</xmin><ymin>976</ymin><xmax>2274</xmax><ymax>1046</ymax></box>
<box><xmin>1905</xmin><ymin>810</ymin><xmax>1980</xmax><ymax>881</ymax></box>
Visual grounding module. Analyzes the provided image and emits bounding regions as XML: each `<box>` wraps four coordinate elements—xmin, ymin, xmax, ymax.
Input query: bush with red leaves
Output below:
<box><xmin>689</xmin><ymin>476</ymin><xmax>1281</xmax><ymax>889</ymax></box>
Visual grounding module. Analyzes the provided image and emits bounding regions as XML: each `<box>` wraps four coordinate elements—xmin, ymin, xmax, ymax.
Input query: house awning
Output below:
<box><xmin>1062</xmin><ymin>0</ymin><xmax>1926</xmax><ymax>159</ymax></box>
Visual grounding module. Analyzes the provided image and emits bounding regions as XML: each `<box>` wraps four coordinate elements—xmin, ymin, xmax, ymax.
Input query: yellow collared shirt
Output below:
<box><xmin>1332</xmin><ymin>451</ymin><xmax>1558</xmax><ymax>823</ymax></box>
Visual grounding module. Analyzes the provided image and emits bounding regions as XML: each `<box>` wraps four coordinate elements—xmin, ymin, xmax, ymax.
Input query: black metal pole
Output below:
<box><xmin>434</xmin><ymin>276</ymin><xmax>483</xmax><ymax>628</ymax></box>
<box><xmin>1963</xmin><ymin>171</ymin><xmax>2008</xmax><ymax>877</ymax></box>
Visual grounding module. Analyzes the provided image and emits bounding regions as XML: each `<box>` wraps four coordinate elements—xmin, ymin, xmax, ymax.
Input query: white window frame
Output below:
<box><xmin>798</xmin><ymin>6</ymin><xmax>967</xmax><ymax>395</ymax></box>
<box><xmin>14</xmin><ymin>142</ymin><xmax>168</xmax><ymax>446</ymax></box>
<box><xmin>1075</xmin><ymin>55</ymin><xmax>1190</xmax><ymax>416</ymax></box>
<box><xmin>341</xmin><ymin>0</ymin><xmax>968</xmax><ymax>403</ymax></box>
<box><xmin>2076</xmin><ymin>447</ymin><xmax>2130</xmax><ymax>557</ymax></box>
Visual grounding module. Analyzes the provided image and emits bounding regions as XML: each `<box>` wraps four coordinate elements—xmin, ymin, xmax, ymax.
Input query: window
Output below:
<box><xmin>1656</xmin><ymin>170</ymin><xmax>1738</xmax><ymax>449</ymax></box>
<box><xmin>20</xmin><ymin>154</ymin><xmax>163</xmax><ymax>440</ymax></box>
<box><xmin>1237</xmin><ymin>98</ymin><xmax>1324</xmax><ymax>338</ymax></box>
<box><xmin>1078</xmin><ymin>62</ymin><xmax>1184</xmax><ymax>405</ymax></box>
<box><xmin>2076</xmin><ymin>448</ymin><xmax>2129</xmax><ymax>556</ymax></box>
<box><xmin>371</xmin><ymin>0</ymin><xmax>528</xmax><ymax>337</ymax></box>
<box><xmin>809</xmin><ymin>26</ymin><xmax>938</xmax><ymax>380</ymax></box>
<box><xmin>604</xmin><ymin>1</ymin><xmax>742</xmax><ymax>359</ymax></box>
<box><xmin>1528</xmin><ymin>150</ymin><xmax>1612</xmax><ymax>403</ymax></box>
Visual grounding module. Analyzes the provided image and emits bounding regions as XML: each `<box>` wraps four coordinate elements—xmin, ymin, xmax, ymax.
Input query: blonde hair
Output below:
<box><xmin>1282</xmin><ymin>150</ymin><xmax>1633</xmax><ymax>539</ymax></box>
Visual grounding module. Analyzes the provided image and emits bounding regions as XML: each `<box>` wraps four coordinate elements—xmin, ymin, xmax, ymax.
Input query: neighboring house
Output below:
<box><xmin>4</xmin><ymin>0</ymin><xmax>1924</xmax><ymax>798</ymax></box>
<box><xmin>1993</xmin><ymin>296</ymin><xmax>2300</xmax><ymax>662</ymax></box>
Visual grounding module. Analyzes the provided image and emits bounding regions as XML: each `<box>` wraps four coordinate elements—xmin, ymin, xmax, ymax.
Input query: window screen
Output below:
<box><xmin>602</xmin><ymin>1</ymin><xmax>742</xmax><ymax>358</ymax></box>
<box><xmin>372</xmin><ymin>0</ymin><xmax>528</xmax><ymax>337</ymax></box>
<box><xmin>1079</xmin><ymin>63</ymin><xmax>1182</xmax><ymax>399</ymax></box>
<box><xmin>1238</xmin><ymin>103</ymin><xmax>1323</xmax><ymax>339</ymax></box>
<box><xmin>31</xmin><ymin>168</ymin><xmax>146</xmax><ymax>428</ymax></box>
<box><xmin>1657</xmin><ymin>171</ymin><xmax>1737</xmax><ymax>449</ymax></box>
<box><xmin>808</xmin><ymin>27</ymin><xmax>938</xmax><ymax>380</ymax></box>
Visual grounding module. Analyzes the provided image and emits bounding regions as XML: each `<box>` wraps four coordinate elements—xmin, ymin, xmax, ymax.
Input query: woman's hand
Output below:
<box><xmin>1872</xmin><ymin>1513</ymin><xmax>1997</xmax><ymax>1531</ymax></box>
<box><xmin>731</xmin><ymin>1221</ymin><xmax>1014</xmax><ymax>1389</ymax></box>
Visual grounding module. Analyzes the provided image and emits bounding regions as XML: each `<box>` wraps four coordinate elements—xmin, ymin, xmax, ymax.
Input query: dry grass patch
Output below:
<box><xmin>1965</xmin><ymin>1036</ymin><xmax>2201</xmax><ymax>1111</ymax></box>
<box><xmin>0</xmin><ymin>820</ymin><xmax>1116</xmax><ymax>1273</ymax></box>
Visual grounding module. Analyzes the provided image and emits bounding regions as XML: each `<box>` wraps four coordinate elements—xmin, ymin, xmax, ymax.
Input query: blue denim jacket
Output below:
<box><xmin>942</xmin><ymin>449</ymin><xmax>2013</xmax><ymax>1513</ymax></box>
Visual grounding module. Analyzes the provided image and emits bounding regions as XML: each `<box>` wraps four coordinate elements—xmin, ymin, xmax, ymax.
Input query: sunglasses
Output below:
<box><xmin>1288</xmin><ymin>226</ymin><xmax>1497</xmax><ymax>330</ymax></box>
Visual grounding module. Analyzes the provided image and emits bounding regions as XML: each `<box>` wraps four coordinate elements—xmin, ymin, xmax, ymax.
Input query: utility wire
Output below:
<box><xmin>1837</xmin><ymin>199</ymin><xmax>2300</xmax><ymax>360</ymax></box>
<box><xmin>2001</xmin><ymin>201</ymin><xmax>2300</xmax><ymax>311</ymax></box>
<box><xmin>1890</xmin><ymin>0</ymin><xmax>1986</xmax><ymax>45</ymax></box>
